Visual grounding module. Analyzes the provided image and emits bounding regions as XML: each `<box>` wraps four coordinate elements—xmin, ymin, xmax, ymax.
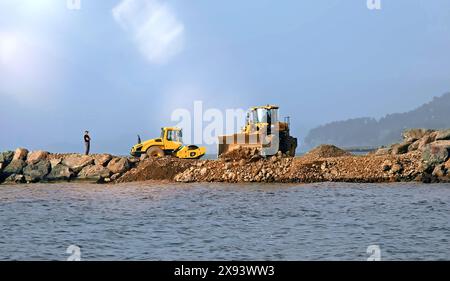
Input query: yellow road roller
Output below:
<box><xmin>130</xmin><ymin>127</ymin><xmax>206</xmax><ymax>159</ymax></box>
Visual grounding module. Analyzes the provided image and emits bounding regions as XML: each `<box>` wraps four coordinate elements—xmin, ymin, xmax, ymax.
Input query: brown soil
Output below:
<box><xmin>116</xmin><ymin>157</ymin><xmax>195</xmax><ymax>183</ymax></box>
<box><xmin>302</xmin><ymin>144</ymin><xmax>352</xmax><ymax>160</ymax></box>
<box><xmin>219</xmin><ymin>146</ymin><xmax>262</xmax><ymax>161</ymax></box>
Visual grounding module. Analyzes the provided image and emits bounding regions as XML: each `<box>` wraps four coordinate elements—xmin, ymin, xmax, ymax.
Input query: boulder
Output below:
<box><xmin>78</xmin><ymin>165</ymin><xmax>111</xmax><ymax>182</ymax></box>
<box><xmin>94</xmin><ymin>154</ymin><xmax>112</xmax><ymax>167</ymax></box>
<box><xmin>23</xmin><ymin>160</ymin><xmax>51</xmax><ymax>182</ymax></box>
<box><xmin>110</xmin><ymin>173</ymin><xmax>122</xmax><ymax>181</ymax></box>
<box><xmin>0</xmin><ymin>151</ymin><xmax>14</xmax><ymax>166</ymax></box>
<box><xmin>435</xmin><ymin>129</ymin><xmax>450</xmax><ymax>141</ymax></box>
<box><xmin>4</xmin><ymin>174</ymin><xmax>25</xmax><ymax>184</ymax></box>
<box><xmin>107</xmin><ymin>157</ymin><xmax>130</xmax><ymax>174</ymax></box>
<box><xmin>445</xmin><ymin>159</ymin><xmax>450</xmax><ymax>171</ymax></box>
<box><xmin>128</xmin><ymin>157</ymin><xmax>140</xmax><ymax>165</ymax></box>
<box><xmin>46</xmin><ymin>164</ymin><xmax>74</xmax><ymax>181</ymax></box>
<box><xmin>26</xmin><ymin>150</ymin><xmax>49</xmax><ymax>165</ymax></box>
<box><xmin>408</xmin><ymin>140</ymin><xmax>420</xmax><ymax>152</ymax></box>
<box><xmin>430</xmin><ymin>140</ymin><xmax>450</xmax><ymax>149</ymax></box>
<box><xmin>13</xmin><ymin>148</ymin><xmax>29</xmax><ymax>161</ymax></box>
<box><xmin>391</xmin><ymin>142</ymin><xmax>411</xmax><ymax>155</ymax></box>
<box><xmin>62</xmin><ymin>155</ymin><xmax>94</xmax><ymax>173</ymax></box>
<box><xmin>417</xmin><ymin>133</ymin><xmax>437</xmax><ymax>151</ymax></box>
<box><xmin>422</xmin><ymin>141</ymin><xmax>450</xmax><ymax>170</ymax></box>
<box><xmin>402</xmin><ymin>129</ymin><xmax>434</xmax><ymax>142</ymax></box>
<box><xmin>2</xmin><ymin>159</ymin><xmax>26</xmax><ymax>176</ymax></box>
<box><xmin>432</xmin><ymin>164</ymin><xmax>447</xmax><ymax>178</ymax></box>
<box><xmin>50</xmin><ymin>158</ymin><xmax>62</xmax><ymax>168</ymax></box>
<box><xmin>374</xmin><ymin>147</ymin><xmax>390</xmax><ymax>155</ymax></box>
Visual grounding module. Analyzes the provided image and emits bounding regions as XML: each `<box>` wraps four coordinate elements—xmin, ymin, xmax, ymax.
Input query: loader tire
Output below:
<box><xmin>146</xmin><ymin>146</ymin><xmax>165</xmax><ymax>158</ymax></box>
<box><xmin>287</xmin><ymin>137</ymin><xmax>298</xmax><ymax>157</ymax></box>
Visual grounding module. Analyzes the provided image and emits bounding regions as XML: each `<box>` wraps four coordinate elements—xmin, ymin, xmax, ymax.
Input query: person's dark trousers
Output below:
<box><xmin>85</xmin><ymin>142</ymin><xmax>90</xmax><ymax>155</ymax></box>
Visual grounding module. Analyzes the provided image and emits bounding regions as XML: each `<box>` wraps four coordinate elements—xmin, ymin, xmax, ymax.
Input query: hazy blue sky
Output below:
<box><xmin>1</xmin><ymin>0</ymin><xmax>450</xmax><ymax>154</ymax></box>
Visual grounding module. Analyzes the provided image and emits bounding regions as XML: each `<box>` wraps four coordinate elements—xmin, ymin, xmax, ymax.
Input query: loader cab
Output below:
<box><xmin>249</xmin><ymin>106</ymin><xmax>279</xmax><ymax>125</ymax></box>
<box><xmin>247</xmin><ymin>105</ymin><xmax>279</xmax><ymax>134</ymax></box>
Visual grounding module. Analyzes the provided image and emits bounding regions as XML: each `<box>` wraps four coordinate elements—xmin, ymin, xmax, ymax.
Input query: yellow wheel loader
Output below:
<box><xmin>130</xmin><ymin>127</ymin><xmax>206</xmax><ymax>159</ymax></box>
<box><xmin>218</xmin><ymin>105</ymin><xmax>297</xmax><ymax>157</ymax></box>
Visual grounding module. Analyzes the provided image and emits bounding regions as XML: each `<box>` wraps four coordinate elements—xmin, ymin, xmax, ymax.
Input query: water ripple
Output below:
<box><xmin>0</xmin><ymin>182</ymin><xmax>449</xmax><ymax>260</ymax></box>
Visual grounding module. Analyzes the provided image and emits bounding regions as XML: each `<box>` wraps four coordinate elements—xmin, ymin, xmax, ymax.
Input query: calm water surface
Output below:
<box><xmin>0</xmin><ymin>182</ymin><xmax>449</xmax><ymax>260</ymax></box>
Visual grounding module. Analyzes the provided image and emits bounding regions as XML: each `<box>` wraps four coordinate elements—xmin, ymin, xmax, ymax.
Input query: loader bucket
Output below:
<box><xmin>218</xmin><ymin>130</ymin><xmax>296</xmax><ymax>157</ymax></box>
<box><xmin>217</xmin><ymin>132</ymin><xmax>267</xmax><ymax>157</ymax></box>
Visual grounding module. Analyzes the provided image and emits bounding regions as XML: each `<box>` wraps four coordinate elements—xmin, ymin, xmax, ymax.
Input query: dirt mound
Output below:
<box><xmin>116</xmin><ymin>157</ymin><xmax>195</xmax><ymax>183</ymax></box>
<box><xmin>219</xmin><ymin>146</ymin><xmax>262</xmax><ymax>161</ymax></box>
<box><xmin>303</xmin><ymin>145</ymin><xmax>351</xmax><ymax>160</ymax></box>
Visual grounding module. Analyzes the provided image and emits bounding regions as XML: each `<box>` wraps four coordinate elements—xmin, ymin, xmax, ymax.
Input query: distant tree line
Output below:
<box><xmin>304</xmin><ymin>92</ymin><xmax>450</xmax><ymax>149</ymax></box>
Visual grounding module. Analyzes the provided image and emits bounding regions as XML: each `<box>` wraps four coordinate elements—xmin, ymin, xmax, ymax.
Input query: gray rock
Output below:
<box><xmin>62</xmin><ymin>155</ymin><xmax>94</xmax><ymax>173</ymax></box>
<box><xmin>110</xmin><ymin>173</ymin><xmax>122</xmax><ymax>181</ymax></box>
<box><xmin>128</xmin><ymin>157</ymin><xmax>140</xmax><ymax>165</ymax></box>
<box><xmin>107</xmin><ymin>158</ymin><xmax>130</xmax><ymax>174</ymax></box>
<box><xmin>374</xmin><ymin>147</ymin><xmax>390</xmax><ymax>155</ymax></box>
<box><xmin>402</xmin><ymin>129</ymin><xmax>434</xmax><ymax>142</ymax></box>
<box><xmin>4</xmin><ymin>174</ymin><xmax>25</xmax><ymax>184</ymax></box>
<box><xmin>13</xmin><ymin>148</ymin><xmax>28</xmax><ymax>161</ymax></box>
<box><xmin>26</xmin><ymin>150</ymin><xmax>49</xmax><ymax>165</ymax></box>
<box><xmin>94</xmin><ymin>154</ymin><xmax>112</xmax><ymax>167</ymax></box>
<box><xmin>432</xmin><ymin>164</ymin><xmax>447</xmax><ymax>178</ymax></box>
<box><xmin>50</xmin><ymin>158</ymin><xmax>62</xmax><ymax>168</ymax></box>
<box><xmin>435</xmin><ymin>129</ymin><xmax>450</xmax><ymax>141</ymax></box>
<box><xmin>391</xmin><ymin>142</ymin><xmax>411</xmax><ymax>155</ymax></box>
<box><xmin>445</xmin><ymin>159</ymin><xmax>450</xmax><ymax>171</ymax></box>
<box><xmin>78</xmin><ymin>165</ymin><xmax>111</xmax><ymax>182</ymax></box>
<box><xmin>0</xmin><ymin>151</ymin><xmax>14</xmax><ymax>166</ymax></box>
<box><xmin>422</xmin><ymin>141</ymin><xmax>450</xmax><ymax>171</ymax></box>
<box><xmin>2</xmin><ymin>159</ymin><xmax>26</xmax><ymax>176</ymax></box>
<box><xmin>408</xmin><ymin>140</ymin><xmax>420</xmax><ymax>152</ymax></box>
<box><xmin>417</xmin><ymin>133</ymin><xmax>437</xmax><ymax>151</ymax></box>
<box><xmin>46</xmin><ymin>164</ymin><xmax>74</xmax><ymax>181</ymax></box>
<box><xmin>23</xmin><ymin>160</ymin><xmax>51</xmax><ymax>182</ymax></box>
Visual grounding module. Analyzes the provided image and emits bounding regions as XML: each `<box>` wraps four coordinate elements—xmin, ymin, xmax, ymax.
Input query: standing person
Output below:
<box><xmin>84</xmin><ymin>131</ymin><xmax>91</xmax><ymax>155</ymax></box>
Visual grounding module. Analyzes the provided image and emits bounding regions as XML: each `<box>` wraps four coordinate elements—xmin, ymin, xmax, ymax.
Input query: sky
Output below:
<box><xmin>1</xmin><ymin>0</ymin><xmax>450</xmax><ymax>154</ymax></box>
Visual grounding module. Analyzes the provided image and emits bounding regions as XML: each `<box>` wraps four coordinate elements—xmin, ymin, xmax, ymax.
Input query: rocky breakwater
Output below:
<box><xmin>1</xmin><ymin>128</ymin><xmax>450</xmax><ymax>185</ymax></box>
<box><xmin>172</xmin><ymin>145</ymin><xmax>421</xmax><ymax>183</ymax></box>
<box><xmin>372</xmin><ymin>128</ymin><xmax>450</xmax><ymax>183</ymax></box>
<box><xmin>173</xmin><ymin>129</ymin><xmax>450</xmax><ymax>184</ymax></box>
<box><xmin>0</xmin><ymin>149</ymin><xmax>137</xmax><ymax>184</ymax></box>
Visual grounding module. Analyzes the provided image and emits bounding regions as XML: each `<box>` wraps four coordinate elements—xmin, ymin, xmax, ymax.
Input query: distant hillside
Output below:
<box><xmin>304</xmin><ymin>92</ymin><xmax>450</xmax><ymax>149</ymax></box>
